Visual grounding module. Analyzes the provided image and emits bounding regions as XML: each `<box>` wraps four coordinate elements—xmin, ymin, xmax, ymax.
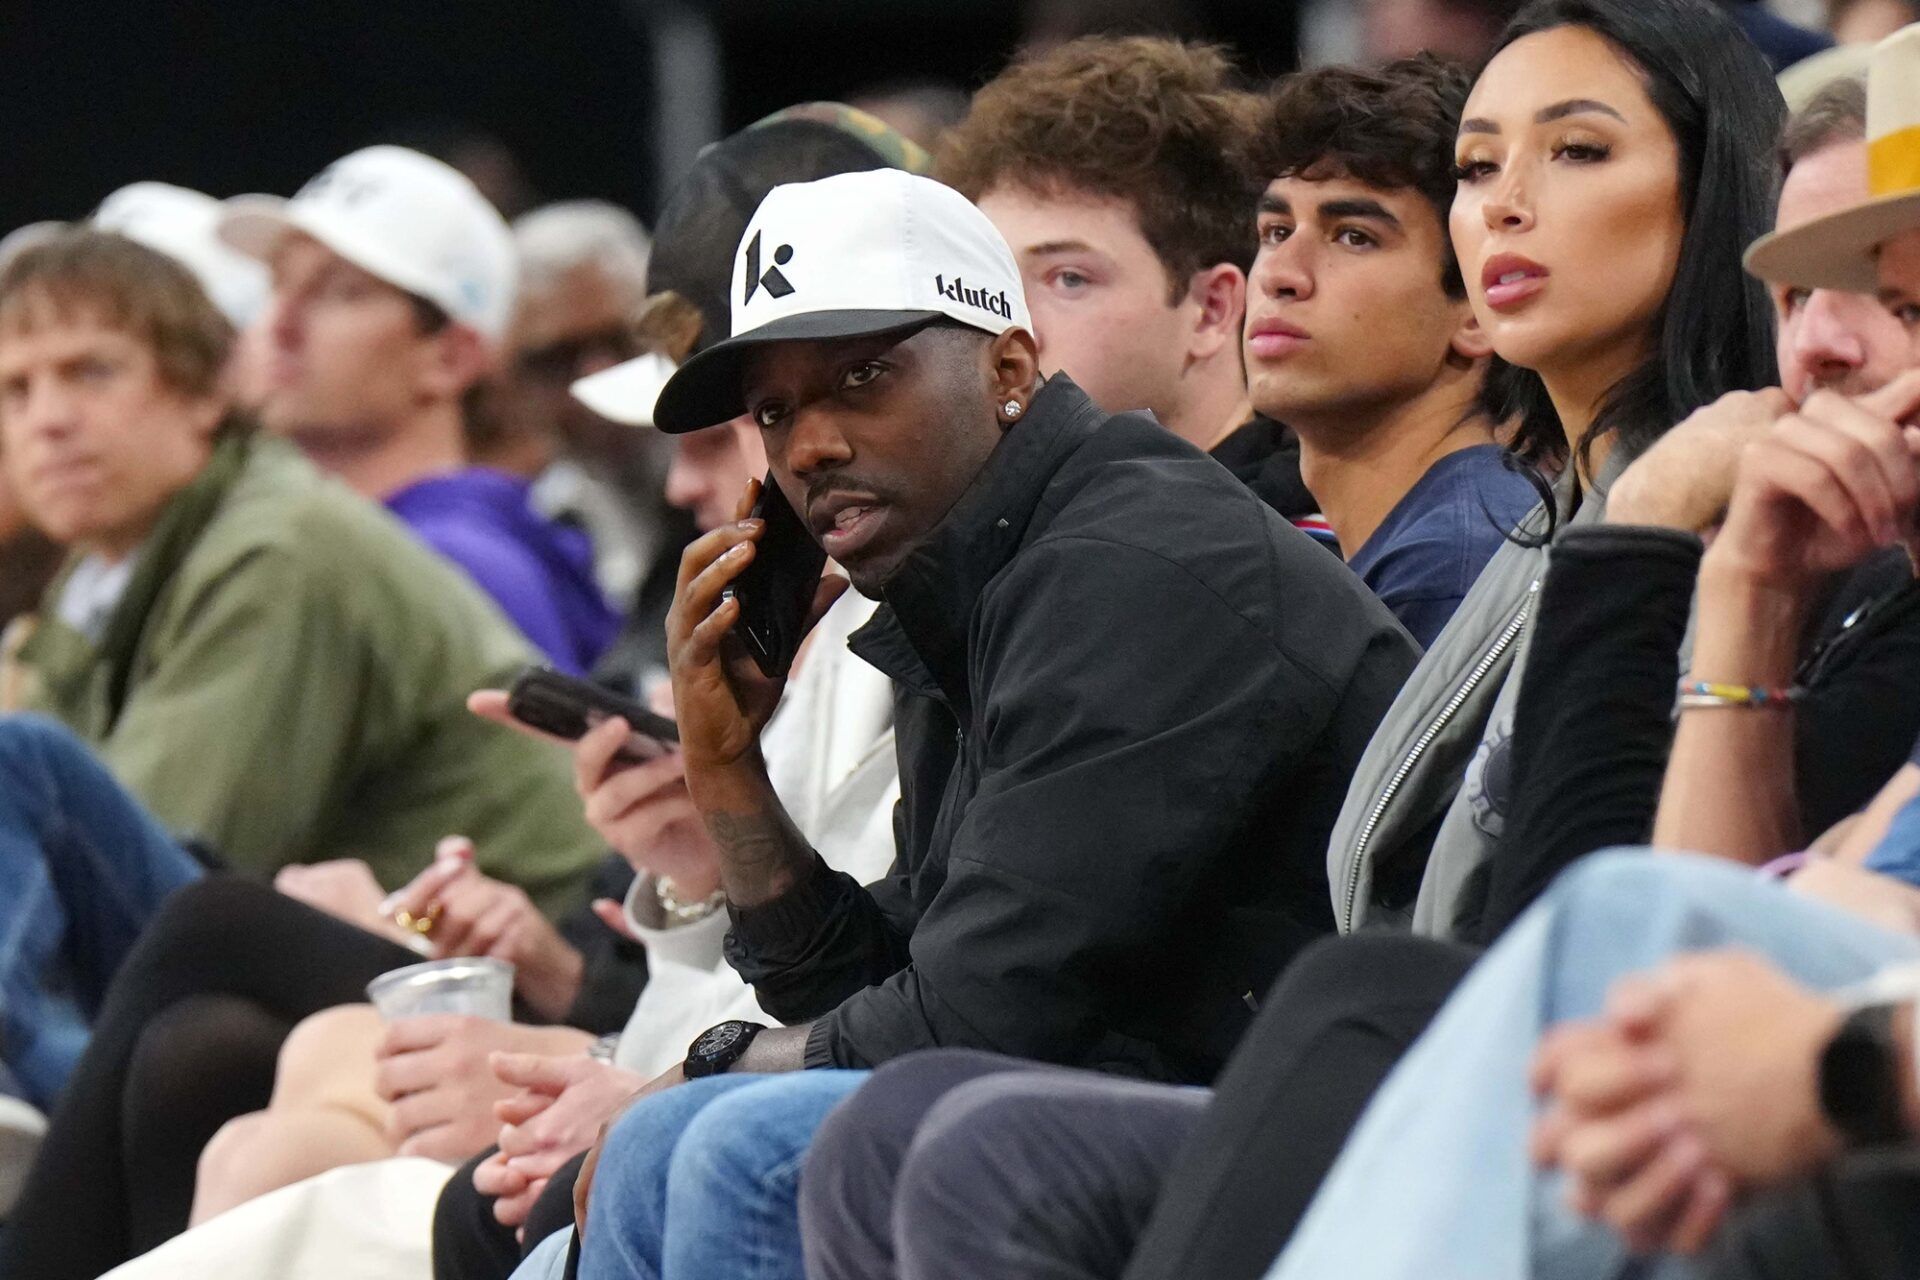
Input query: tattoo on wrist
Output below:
<box><xmin>705</xmin><ymin>811</ymin><xmax>808</xmax><ymax>903</ymax></box>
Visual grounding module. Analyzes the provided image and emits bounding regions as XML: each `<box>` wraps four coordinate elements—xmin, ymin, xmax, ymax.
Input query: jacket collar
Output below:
<box><xmin>850</xmin><ymin>376</ymin><xmax>1105</xmax><ymax>710</ymax></box>
<box><xmin>17</xmin><ymin>432</ymin><xmax>254</xmax><ymax>727</ymax></box>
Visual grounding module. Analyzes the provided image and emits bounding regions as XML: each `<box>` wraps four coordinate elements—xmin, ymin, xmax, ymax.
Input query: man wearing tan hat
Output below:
<box><xmin>1746</xmin><ymin>23</ymin><xmax>1920</xmax><ymax>325</ymax></box>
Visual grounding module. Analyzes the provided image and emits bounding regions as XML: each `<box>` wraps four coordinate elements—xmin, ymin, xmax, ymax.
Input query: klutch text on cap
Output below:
<box><xmin>934</xmin><ymin>275</ymin><xmax>1013</xmax><ymax>319</ymax></box>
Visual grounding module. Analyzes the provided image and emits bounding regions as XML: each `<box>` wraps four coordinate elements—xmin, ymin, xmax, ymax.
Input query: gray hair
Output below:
<box><xmin>511</xmin><ymin>200</ymin><xmax>651</xmax><ymax>301</ymax></box>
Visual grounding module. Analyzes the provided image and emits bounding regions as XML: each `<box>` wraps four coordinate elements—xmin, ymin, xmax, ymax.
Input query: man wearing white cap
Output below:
<box><xmin>219</xmin><ymin>146</ymin><xmax>619</xmax><ymax>675</ymax></box>
<box><xmin>526</xmin><ymin>168</ymin><xmax>1415</xmax><ymax>1277</ymax></box>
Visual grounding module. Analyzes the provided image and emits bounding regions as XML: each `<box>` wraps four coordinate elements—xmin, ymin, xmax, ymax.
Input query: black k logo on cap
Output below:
<box><xmin>743</xmin><ymin>231</ymin><xmax>795</xmax><ymax>304</ymax></box>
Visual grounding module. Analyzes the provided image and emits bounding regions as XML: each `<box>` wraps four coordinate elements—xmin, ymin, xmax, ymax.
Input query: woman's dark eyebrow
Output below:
<box><xmin>1536</xmin><ymin>98</ymin><xmax>1626</xmax><ymax>124</ymax></box>
<box><xmin>1458</xmin><ymin>99</ymin><xmax>1627</xmax><ymax>138</ymax></box>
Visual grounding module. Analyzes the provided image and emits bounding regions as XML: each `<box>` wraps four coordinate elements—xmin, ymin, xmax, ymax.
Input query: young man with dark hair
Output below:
<box><xmin>937</xmin><ymin>35</ymin><xmax>1322</xmax><ymax>525</ymax></box>
<box><xmin>1244</xmin><ymin>56</ymin><xmax>1540</xmax><ymax>645</ymax></box>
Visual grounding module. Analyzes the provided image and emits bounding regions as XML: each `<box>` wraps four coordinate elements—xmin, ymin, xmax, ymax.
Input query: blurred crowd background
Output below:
<box><xmin>5</xmin><ymin>0</ymin><xmax>1909</xmax><ymax>240</ymax></box>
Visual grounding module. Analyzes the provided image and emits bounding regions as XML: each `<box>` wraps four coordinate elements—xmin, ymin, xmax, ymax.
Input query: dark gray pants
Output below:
<box><xmin>1703</xmin><ymin>1152</ymin><xmax>1920</xmax><ymax>1280</ymax></box>
<box><xmin>800</xmin><ymin>1049</ymin><xmax>1207</xmax><ymax>1280</ymax></box>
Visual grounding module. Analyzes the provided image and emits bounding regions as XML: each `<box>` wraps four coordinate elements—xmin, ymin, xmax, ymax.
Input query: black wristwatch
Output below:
<box><xmin>684</xmin><ymin>1020</ymin><xmax>767</xmax><ymax>1078</ymax></box>
<box><xmin>1818</xmin><ymin>1002</ymin><xmax>1909</xmax><ymax>1148</ymax></box>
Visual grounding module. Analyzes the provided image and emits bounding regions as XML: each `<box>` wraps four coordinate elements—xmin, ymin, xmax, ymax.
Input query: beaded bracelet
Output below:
<box><xmin>1674</xmin><ymin>678</ymin><xmax>1807</xmax><ymax>712</ymax></box>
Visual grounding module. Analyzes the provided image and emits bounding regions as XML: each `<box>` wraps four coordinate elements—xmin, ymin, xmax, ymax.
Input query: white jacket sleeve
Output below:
<box><xmin>610</xmin><ymin>592</ymin><xmax>900</xmax><ymax>1077</ymax></box>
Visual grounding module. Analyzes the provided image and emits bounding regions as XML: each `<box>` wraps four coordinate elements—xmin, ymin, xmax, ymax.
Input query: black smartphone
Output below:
<box><xmin>505</xmin><ymin>666</ymin><xmax>680</xmax><ymax>762</ymax></box>
<box><xmin>724</xmin><ymin>473</ymin><xmax>829</xmax><ymax>678</ymax></box>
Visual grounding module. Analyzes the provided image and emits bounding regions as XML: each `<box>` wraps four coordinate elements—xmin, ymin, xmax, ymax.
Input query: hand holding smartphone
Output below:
<box><xmin>722</xmin><ymin>472</ymin><xmax>830</xmax><ymax>678</ymax></box>
<box><xmin>504</xmin><ymin>667</ymin><xmax>680</xmax><ymax>764</ymax></box>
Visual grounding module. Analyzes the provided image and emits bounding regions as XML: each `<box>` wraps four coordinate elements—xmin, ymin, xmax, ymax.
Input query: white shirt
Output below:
<box><xmin>55</xmin><ymin>552</ymin><xmax>140</xmax><ymax>643</ymax></box>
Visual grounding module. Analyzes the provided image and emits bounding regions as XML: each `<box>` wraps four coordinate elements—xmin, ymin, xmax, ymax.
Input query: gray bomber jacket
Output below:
<box><xmin>1329</xmin><ymin>462</ymin><xmax>1632</xmax><ymax>937</ymax></box>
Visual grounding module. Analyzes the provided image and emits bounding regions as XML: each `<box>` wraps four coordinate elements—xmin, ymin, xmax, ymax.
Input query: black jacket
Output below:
<box><xmin>1209</xmin><ymin>414</ymin><xmax>1320</xmax><ymax>523</ymax></box>
<box><xmin>724</xmin><ymin>377</ymin><xmax>1418</xmax><ymax>1083</ymax></box>
<box><xmin>1469</xmin><ymin>526</ymin><xmax>1920</xmax><ymax>943</ymax></box>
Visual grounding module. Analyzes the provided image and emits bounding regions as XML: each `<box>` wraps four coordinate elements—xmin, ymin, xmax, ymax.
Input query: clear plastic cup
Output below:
<box><xmin>366</xmin><ymin>957</ymin><xmax>515</xmax><ymax>1022</ymax></box>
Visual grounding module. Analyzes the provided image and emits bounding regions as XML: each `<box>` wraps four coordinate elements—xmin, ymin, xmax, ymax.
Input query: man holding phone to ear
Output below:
<box><xmin>551</xmin><ymin>168</ymin><xmax>1417</xmax><ymax>1274</ymax></box>
<box><xmin>645</xmin><ymin>165</ymin><xmax>1413</xmax><ymax>1082</ymax></box>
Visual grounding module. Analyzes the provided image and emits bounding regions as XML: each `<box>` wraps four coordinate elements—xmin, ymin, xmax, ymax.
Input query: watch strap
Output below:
<box><xmin>1820</xmin><ymin>1002</ymin><xmax>1908</xmax><ymax>1148</ymax></box>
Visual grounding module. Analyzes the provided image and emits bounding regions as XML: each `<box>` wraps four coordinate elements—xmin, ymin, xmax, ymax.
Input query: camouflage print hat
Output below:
<box><xmin>750</xmin><ymin>103</ymin><xmax>934</xmax><ymax>177</ymax></box>
<box><xmin>570</xmin><ymin>102</ymin><xmax>934</xmax><ymax>426</ymax></box>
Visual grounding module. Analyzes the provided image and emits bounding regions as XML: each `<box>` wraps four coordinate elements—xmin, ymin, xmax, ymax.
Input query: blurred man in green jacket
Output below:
<box><xmin>0</xmin><ymin>227</ymin><xmax>598</xmax><ymax>915</ymax></box>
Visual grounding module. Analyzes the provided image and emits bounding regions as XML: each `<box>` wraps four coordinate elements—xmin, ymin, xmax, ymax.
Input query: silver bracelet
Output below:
<box><xmin>655</xmin><ymin>875</ymin><xmax>727</xmax><ymax>924</ymax></box>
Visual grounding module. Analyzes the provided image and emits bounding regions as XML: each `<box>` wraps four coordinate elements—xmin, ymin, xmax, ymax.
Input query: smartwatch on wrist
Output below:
<box><xmin>1819</xmin><ymin>1002</ymin><xmax>1909</xmax><ymax>1148</ymax></box>
<box><xmin>684</xmin><ymin>1020</ymin><xmax>767</xmax><ymax>1078</ymax></box>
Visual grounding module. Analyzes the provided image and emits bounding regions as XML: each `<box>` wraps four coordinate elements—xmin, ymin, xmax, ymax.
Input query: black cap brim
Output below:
<box><xmin>650</xmin><ymin>309</ymin><xmax>947</xmax><ymax>433</ymax></box>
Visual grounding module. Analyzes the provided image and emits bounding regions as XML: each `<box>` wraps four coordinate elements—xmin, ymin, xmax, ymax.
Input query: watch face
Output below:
<box><xmin>693</xmin><ymin>1022</ymin><xmax>747</xmax><ymax>1059</ymax></box>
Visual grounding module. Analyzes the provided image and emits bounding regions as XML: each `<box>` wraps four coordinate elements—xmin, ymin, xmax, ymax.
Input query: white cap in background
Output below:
<box><xmin>218</xmin><ymin>145</ymin><xmax>518</xmax><ymax>343</ymax></box>
<box><xmin>93</xmin><ymin>182</ymin><xmax>270</xmax><ymax>326</ymax></box>
<box><xmin>625</xmin><ymin>169</ymin><xmax>1030</xmax><ymax>434</ymax></box>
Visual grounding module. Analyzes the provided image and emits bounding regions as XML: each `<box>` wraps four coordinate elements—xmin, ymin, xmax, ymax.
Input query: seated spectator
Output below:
<box><xmin>2</xmin><ymin>180</ymin><xmax>265</xmax><ymax>639</ymax></box>
<box><xmin>219</xmin><ymin>146</ymin><xmax>620</xmax><ymax>674</ymax></box>
<box><xmin>489</xmin><ymin>201</ymin><xmax>680</xmax><ymax>620</ymax></box>
<box><xmin>1243</xmin><ymin>56</ymin><xmax>1542</xmax><ymax>645</ymax></box>
<box><xmin>935</xmin><ymin>36</ymin><xmax>1326</xmax><ymax>532</ymax></box>
<box><xmin>0</xmin><ymin>229</ymin><xmax>599</xmax><ymax>901</ymax></box>
<box><xmin>550</xmin><ymin>163</ymin><xmax>1414</xmax><ymax>1275</ymax></box>
<box><xmin>572</xmin><ymin>102</ymin><xmax>933</xmax><ymax>693</ymax></box>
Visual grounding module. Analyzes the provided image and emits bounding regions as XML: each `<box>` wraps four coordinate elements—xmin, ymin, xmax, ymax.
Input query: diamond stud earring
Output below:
<box><xmin>1004</xmin><ymin>400</ymin><xmax>1022</xmax><ymax>418</ymax></box>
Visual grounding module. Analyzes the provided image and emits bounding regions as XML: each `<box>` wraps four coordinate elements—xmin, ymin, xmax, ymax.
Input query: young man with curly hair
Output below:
<box><xmin>938</xmin><ymin>34</ymin><xmax>1322</xmax><ymax>523</ymax></box>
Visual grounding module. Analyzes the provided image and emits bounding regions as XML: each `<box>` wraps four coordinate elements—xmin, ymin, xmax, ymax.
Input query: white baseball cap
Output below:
<box><xmin>644</xmin><ymin>169</ymin><xmax>1031</xmax><ymax>434</ymax></box>
<box><xmin>217</xmin><ymin>145</ymin><xmax>518</xmax><ymax>342</ymax></box>
<box><xmin>94</xmin><ymin>182</ymin><xmax>270</xmax><ymax>326</ymax></box>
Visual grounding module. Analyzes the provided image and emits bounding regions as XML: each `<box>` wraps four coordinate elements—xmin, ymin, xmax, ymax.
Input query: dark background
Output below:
<box><xmin>0</xmin><ymin>0</ymin><xmax>1299</xmax><ymax>234</ymax></box>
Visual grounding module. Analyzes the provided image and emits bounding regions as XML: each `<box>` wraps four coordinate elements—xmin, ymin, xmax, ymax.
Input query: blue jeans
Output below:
<box><xmin>1265</xmin><ymin>850</ymin><xmax>1920</xmax><ymax>1280</ymax></box>
<box><xmin>1864</xmin><ymin>785</ymin><xmax>1920</xmax><ymax>884</ymax></box>
<box><xmin>577</xmin><ymin>1070</ymin><xmax>869</xmax><ymax>1280</ymax></box>
<box><xmin>0</xmin><ymin>715</ymin><xmax>204</xmax><ymax>1106</ymax></box>
<box><xmin>507</xmin><ymin>1226</ymin><xmax>575</xmax><ymax>1280</ymax></box>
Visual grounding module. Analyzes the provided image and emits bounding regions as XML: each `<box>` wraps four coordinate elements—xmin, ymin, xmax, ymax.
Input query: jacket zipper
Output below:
<box><xmin>1341</xmin><ymin>578</ymin><xmax>1540</xmax><ymax>931</ymax></box>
